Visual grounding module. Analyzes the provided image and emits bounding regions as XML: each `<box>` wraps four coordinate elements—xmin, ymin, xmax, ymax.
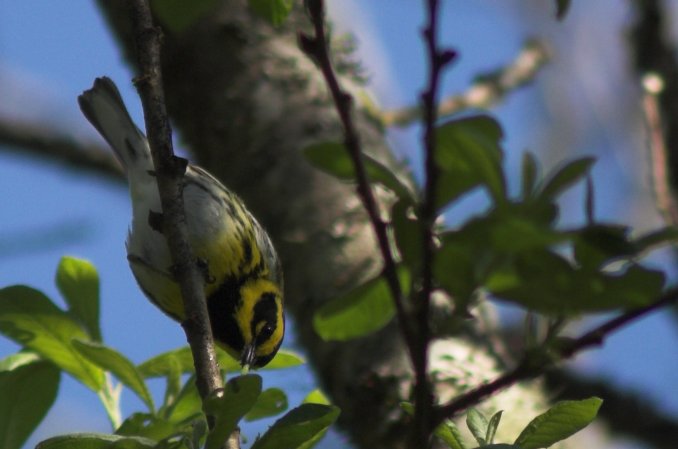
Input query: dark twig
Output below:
<box><xmin>0</xmin><ymin>117</ymin><xmax>124</xmax><ymax>181</ymax></box>
<box><xmin>299</xmin><ymin>1</ymin><xmax>418</xmax><ymax>363</ymax></box>
<box><xmin>127</xmin><ymin>0</ymin><xmax>226</xmax><ymax>436</ymax></box>
<box><xmin>414</xmin><ymin>0</ymin><xmax>457</xmax><ymax>445</ymax></box>
<box><xmin>381</xmin><ymin>39</ymin><xmax>549</xmax><ymax>127</ymax></box>
<box><xmin>432</xmin><ymin>286</ymin><xmax>678</xmax><ymax>427</ymax></box>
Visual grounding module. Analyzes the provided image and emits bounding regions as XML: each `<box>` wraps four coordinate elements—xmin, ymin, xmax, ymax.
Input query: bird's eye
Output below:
<box><xmin>259</xmin><ymin>324</ymin><xmax>274</xmax><ymax>339</ymax></box>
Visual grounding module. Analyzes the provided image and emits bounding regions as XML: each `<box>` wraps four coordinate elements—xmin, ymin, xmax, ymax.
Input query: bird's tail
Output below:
<box><xmin>78</xmin><ymin>77</ymin><xmax>154</xmax><ymax>180</ymax></box>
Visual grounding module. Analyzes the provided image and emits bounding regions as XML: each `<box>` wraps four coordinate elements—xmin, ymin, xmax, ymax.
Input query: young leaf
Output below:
<box><xmin>313</xmin><ymin>267</ymin><xmax>410</xmax><ymax>341</ymax></box>
<box><xmin>138</xmin><ymin>346</ymin><xmax>303</xmax><ymax>377</ymax></box>
<box><xmin>164</xmin><ymin>375</ymin><xmax>202</xmax><ymax>424</ymax></box>
<box><xmin>151</xmin><ymin>0</ymin><xmax>220</xmax><ymax>33</ymax></box>
<box><xmin>116</xmin><ymin>413</ymin><xmax>179</xmax><ymax>441</ymax></box>
<box><xmin>55</xmin><ymin>256</ymin><xmax>102</xmax><ymax>341</ymax></box>
<box><xmin>303</xmin><ymin>142</ymin><xmax>416</xmax><ymax>201</ymax></box>
<box><xmin>35</xmin><ymin>433</ymin><xmax>156</xmax><ymax>449</ymax></box>
<box><xmin>303</xmin><ymin>389</ymin><xmax>331</xmax><ymax>405</ymax></box>
<box><xmin>250</xmin><ymin>403</ymin><xmax>340</xmax><ymax>449</ymax></box>
<box><xmin>514</xmin><ymin>397</ymin><xmax>602</xmax><ymax>449</ymax></box>
<box><xmin>434</xmin><ymin>420</ymin><xmax>468</xmax><ymax>449</ymax></box>
<box><xmin>0</xmin><ymin>351</ymin><xmax>41</xmax><ymax>371</ymax></box>
<box><xmin>204</xmin><ymin>374</ymin><xmax>262</xmax><ymax>449</ymax></box>
<box><xmin>537</xmin><ymin>157</ymin><xmax>595</xmax><ymax>200</ymax></box>
<box><xmin>249</xmin><ymin>0</ymin><xmax>294</xmax><ymax>26</ymax></box>
<box><xmin>435</xmin><ymin>115</ymin><xmax>506</xmax><ymax>209</ymax></box>
<box><xmin>72</xmin><ymin>340</ymin><xmax>154</xmax><ymax>413</ymax></box>
<box><xmin>521</xmin><ymin>151</ymin><xmax>538</xmax><ymax>199</ymax></box>
<box><xmin>0</xmin><ymin>286</ymin><xmax>104</xmax><ymax>391</ymax></box>
<box><xmin>486</xmin><ymin>410</ymin><xmax>503</xmax><ymax>444</ymax></box>
<box><xmin>245</xmin><ymin>388</ymin><xmax>288</xmax><ymax>421</ymax></box>
<box><xmin>392</xmin><ymin>199</ymin><xmax>422</xmax><ymax>269</ymax></box>
<box><xmin>0</xmin><ymin>361</ymin><xmax>60</xmax><ymax>449</ymax></box>
<box><xmin>466</xmin><ymin>408</ymin><xmax>489</xmax><ymax>446</ymax></box>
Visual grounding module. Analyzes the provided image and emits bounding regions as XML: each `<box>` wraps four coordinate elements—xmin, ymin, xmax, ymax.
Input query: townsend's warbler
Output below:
<box><xmin>78</xmin><ymin>77</ymin><xmax>284</xmax><ymax>369</ymax></box>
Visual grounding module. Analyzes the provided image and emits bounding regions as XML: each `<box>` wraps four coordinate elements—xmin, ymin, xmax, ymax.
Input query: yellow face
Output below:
<box><xmin>207</xmin><ymin>277</ymin><xmax>284</xmax><ymax>369</ymax></box>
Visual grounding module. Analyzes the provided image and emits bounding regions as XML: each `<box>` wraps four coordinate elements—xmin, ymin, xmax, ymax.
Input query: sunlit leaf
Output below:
<box><xmin>55</xmin><ymin>256</ymin><xmax>101</xmax><ymax>341</ymax></box>
<box><xmin>466</xmin><ymin>408</ymin><xmax>488</xmax><ymax>446</ymax></box>
<box><xmin>250</xmin><ymin>403</ymin><xmax>340</xmax><ymax>449</ymax></box>
<box><xmin>35</xmin><ymin>433</ymin><xmax>156</xmax><ymax>449</ymax></box>
<box><xmin>0</xmin><ymin>360</ymin><xmax>60</xmax><ymax>449</ymax></box>
<box><xmin>204</xmin><ymin>374</ymin><xmax>262</xmax><ymax>449</ymax></box>
<box><xmin>514</xmin><ymin>398</ymin><xmax>602</xmax><ymax>449</ymax></box>
<box><xmin>245</xmin><ymin>388</ymin><xmax>288</xmax><ymax>421</ymax></box>
<box><xmin>313</xmin><ymin>267</ymin><xmax>410</xmax><ymax>341</ymax></box>
<box><xmin>0</xmin><ymin>286</ymin><xmax>104</xmax><ymax>390</ymax></box>
<box><xmin>73</xmin><ymin>340</ymin><xmax>154</xmax><ymax>413</ymax></box>
<box><xmin>249</xmin><ymin>0</ymin><xmax>294</xmax><ymax>26</ymax></box>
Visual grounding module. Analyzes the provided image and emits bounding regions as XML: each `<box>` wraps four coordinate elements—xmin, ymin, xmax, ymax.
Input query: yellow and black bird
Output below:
<box><xmin>78</xmin><ymin>77</ymin><xmax>284</xmax><ymax>369</ymax></box>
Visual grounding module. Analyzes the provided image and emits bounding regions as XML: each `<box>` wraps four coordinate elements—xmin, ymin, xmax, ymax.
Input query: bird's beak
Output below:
<box><xmin>240</xmin><ymin>342</ymin><xmax>256</xmax><ymax>373</ymax></box>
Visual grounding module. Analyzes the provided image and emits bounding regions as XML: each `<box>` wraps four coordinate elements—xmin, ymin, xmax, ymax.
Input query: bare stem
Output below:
<box><xmin>127</xmin><ymin>0</ymin><xmax>225</xmax><ymax>434</ymax></box>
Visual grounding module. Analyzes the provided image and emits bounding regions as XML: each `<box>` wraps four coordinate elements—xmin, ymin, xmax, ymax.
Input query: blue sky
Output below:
<box><xmin>1</xmin><ymin>2</ymin><xmax>677</xmax><ymax>449</ymax></box>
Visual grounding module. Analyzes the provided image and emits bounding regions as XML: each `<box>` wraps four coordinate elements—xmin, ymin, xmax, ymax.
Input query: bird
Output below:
<box><xmin>78</xmin><ymin>77</ymin><xmax>284</xmax><ymax>369</ymax></box>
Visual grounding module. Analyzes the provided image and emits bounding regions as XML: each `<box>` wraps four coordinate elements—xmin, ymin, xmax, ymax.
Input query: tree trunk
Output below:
<box><xmin>95</xmin><ymin>2</ymin><xmax>568</xmax><ymax>447</ymax></box>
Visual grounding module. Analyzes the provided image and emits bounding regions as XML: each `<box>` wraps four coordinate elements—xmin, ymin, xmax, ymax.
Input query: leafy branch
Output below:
<box><xmin>432</xmin><ymin>285</ymin><xmax>678</xmax><ymax>427</ymax></box>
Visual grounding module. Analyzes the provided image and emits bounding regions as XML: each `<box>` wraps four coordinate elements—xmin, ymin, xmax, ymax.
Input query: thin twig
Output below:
<box><xmin>128</xmin><ymin>0</ymin><xmax>225</xmax><ymax>429</ymax></box>
<box><xmin>299</xmin><ymin>0</ymin><xmax>418</xmax><ymax>359</ymax></box>
<box><xmin>413</xmin><ymin>0</ymin><xmax>457</xmax><ymax>445</ymax></box>
<box><xmin>380</xmin><ymin>39</ymin><xmax>549</xmax><ymax>127</ymax></box>
<box><xmin>432</xmin><ymin>286</ymin><xmax>678</xmax><ymax>427</ymax></box>
<box><xmin>0</xmin><ymin>117</ymin><xmax>124</xmax><ymax>181</ymax></box>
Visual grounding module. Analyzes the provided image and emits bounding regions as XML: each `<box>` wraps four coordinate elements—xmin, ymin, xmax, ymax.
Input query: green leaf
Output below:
<box><xmin>537</xmin><ymin>157</ymin><xmax>595</xmax><ymax>200</ymax></box>
<box><xmin>521</xmin><ymin>152</ymin><xmax>538</xmax><ymax>199</ymax></box>
<box><xmin>435</xmin><ymin>115</ymin><xmax>506</xmax><ymax>208</ymax></box>
<box><xmin>204</xmin><ymin>374</ymin><xmax>262</xmax><ymax>449</ymax></box>
<box><xmin>36</xmin><ymin>433</ymin><xmax>156</xmax><ymax>449</ymax></box>
<box><xmin>573</xmin><ymin>224</ymin><xmax>634</xmax><ymax>269</ymax></box>
<box><xmin>164</xmin><ymin>375</ymin><xmax>202</xmax><ymax>424</ymax></box>
<box><xmin>72</xmin><ymin>340</ymin><xmax>154</xmax><ymax>413</ymax></box>
<box><xmin>0</xmin><ymin>286</ymin><xmax>104</xmax><ymax>390</ymax></box>
<box><xmin>249</xmin><ymin>0</ymin><xmax>294</xmax><ymax>26</ymax></box>
<box><xmin>55</xmin><ymin>256</ymin><xmax>101</xmax><ymax>341</ymax></box>
<box><xmin>303</xmin><ymin>389</ymin><xmax>331</xmax><ymax>406</ymax></box>
<box><xmin>116</xmin><ymin>413</ymin><xmax>181</xmax><ymax>442</ymax></box>
<box><xmin>138</xmin><ymin>347</ymin><xmax>303</xmax><ymax>377</ymax></box>
<box><xmin>303</xmin><ymin>142</ymin><xmax>416</xmax><ymax>201</ymax></box>
<box><xmin>555</xmin><ymin>0</ymin><xmax>571</xmax><ymax>20</ymax></box>
<box><xmin>151</xmin><ymin>0</ymin><xmax>220</xmax><ymax>33</ymax></box>
<box><xmin>486</xmin><ymin>410</ymin><xmax>503</xmax><ymax>444</ymax></box>
<box><xmin>0</xmin><ymin>351</ymin><xmax>41</xmax><ymax>371</ymax></box>
<box><xmin>487</xmin><ymin>250</ymin><xmax>665</xmax><ymax>314</ymax></box>
<box><xmin>313</xmin><ymin>267</ymin><xmax>410</xmax><ymax>341</ymax></box>
<box><xmin>633</xmin><ymin>226</ymin><xmax>678</xmax><ymax>253</ymax></box>
<box><xmin>466</xmin><ymin>408</ymin><xmax>488</xmax><ymax>446</ymax></box>
<box><xmin>245</xmin><ymin>387</ymin><xmax>288</xmax><ymax>421</ymax></box>
<box><xmin>514</xmin><ymin>397</ymin><xmax>602</xmax><ymax>449</ymax></box>
<box><xmin>250</xmin><ymin>403</ymin><xmax>340</xmax><ymax>449</ymax></box>
<box><xmin>0</xmin><ymin>360</ymin><xmax>60</xmax><ymax>449</ymax></box>
<box><xmin>434</xmin><ymin>420</ymin><xmax>468</xmax><ymax>449</ymax></box>
<box><xmin>392</xmin><ymin>199</ymin><xmax>422</xmax><ymax>269</ymax></box>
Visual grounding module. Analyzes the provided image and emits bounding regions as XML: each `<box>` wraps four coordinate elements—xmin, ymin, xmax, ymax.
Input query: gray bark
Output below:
<box><xmin>95</xmin><ymin>2</ymin><xmax>569</xmax><ymax>447</ymax></box>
